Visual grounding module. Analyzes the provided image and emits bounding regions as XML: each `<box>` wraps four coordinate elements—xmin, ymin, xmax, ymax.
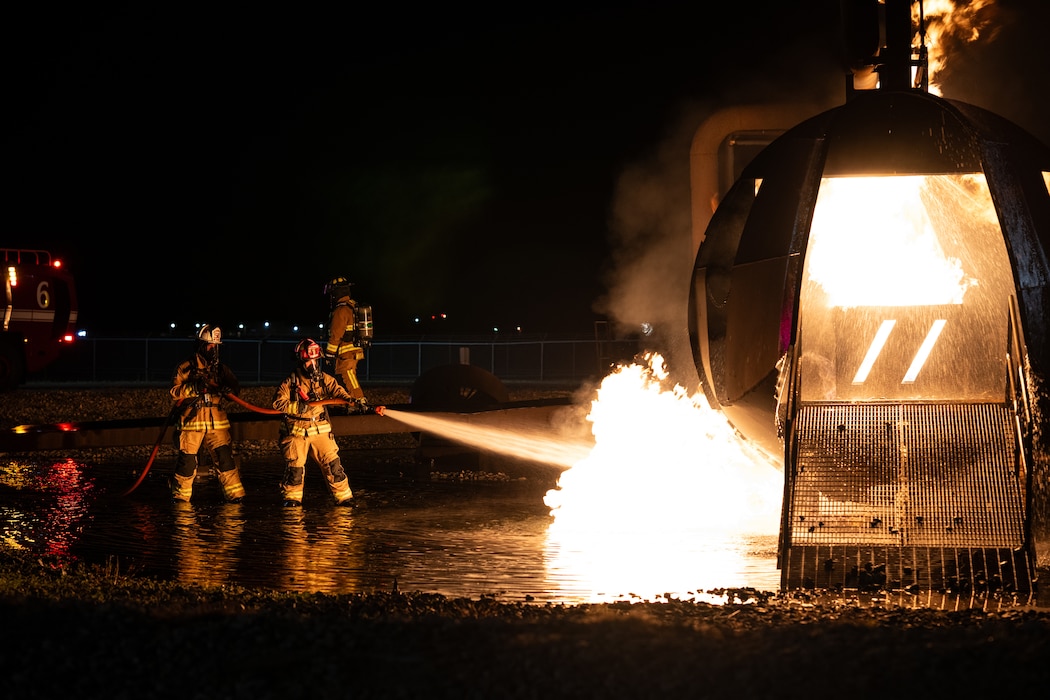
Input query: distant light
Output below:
<box><xmin>52</xmin><ymin>259</ymin><xmax>63</xmax><ymax>269</ymax></box>
<box><xmin>516</xmin><ymin>326</ymin><xmax>522</xmax><ymax>333</ymax></box>
<box><xmin>414</xmin><ymin>317</ymin><xmax>421</xmax><ymax>323</ymax></box>
<box><xmin>238</xmin><ymin>323</ymin><xmax>244</xmax><ymax>330</ymax></box>
<box><xmin>61</xmin><ymin>334</ymin><xmax>74</xmax><ymax>343</ymax></box>
<box><xmin>169</xmin><ymin>322</ymin><xmax>176</xmax><ymax>330</ymax></box>
<box><xmin>293</xmin><ymin>325</ymin><xmax>299</xmax><ymax>333</ymax></box>
<box><xmin>317</xmin><ymin>323</ymin><xmax>324</xmax><ymax>329</ymax></box>
<box><xmin>77</xmin><ymin>329</ymin><xmax>87</xmax><ymax>338</ymax></box>
<box><xmin>7</xmin><ymin>266</ymin><xmax>16</xmax><ymax>286</ymax></box>
<box><xmin>492</xmin><ymin>326</ymin><xmax>499</xmax><ymax>333</ymax></box>
<box><xmin>264</xmin><ymin>321</ymin><xmax>270</xmax><ymax>328</ymax></box>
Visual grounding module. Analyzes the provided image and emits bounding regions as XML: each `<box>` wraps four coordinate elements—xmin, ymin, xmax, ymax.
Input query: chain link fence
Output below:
<box><xmin>31</xmin><ymin>335</ymin><xmax>642</xmax><ymax>386</ymax></box>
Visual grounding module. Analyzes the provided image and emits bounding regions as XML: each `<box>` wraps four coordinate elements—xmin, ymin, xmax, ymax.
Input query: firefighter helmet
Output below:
<box><xmin>325</xmin><ymin>276</ymin><xmax>353</xmax><ymax>300</ymax></box>
<box><xmin>295</xmin><ymin>338</ymin><xmax>323</xmax><ymax>363</ymax></box>
<box><xmin>198</xmin><ymin>324</ymin><xmax>222</xmax><ymax>344</ymax></box>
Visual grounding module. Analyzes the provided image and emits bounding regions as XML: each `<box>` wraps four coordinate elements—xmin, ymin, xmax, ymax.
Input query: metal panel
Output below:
<box><xmin>782</xmin><ymin>401</ymin><xmax>1032</xmax><ymax>594</ymax></box>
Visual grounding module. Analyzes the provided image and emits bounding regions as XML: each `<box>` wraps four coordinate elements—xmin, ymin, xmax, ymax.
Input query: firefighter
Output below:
<box><xmin>169</xmin><ymin>324</ymin><xmax>245</xmax><ymax>503</ymax></box>
<box><xmin>272</xmin><ymin>338</ymin><xmax>366</xmax><ymax>506</ymax></box>
<box><xmin>324</xmin><ymin>276</ymin><xmax>366</xmax><ymax>400</ymax></box>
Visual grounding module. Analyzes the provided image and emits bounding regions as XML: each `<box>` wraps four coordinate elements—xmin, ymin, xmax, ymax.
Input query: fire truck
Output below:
<box><xmin>1</xmin><ymin>248</ymin><xmax>78</xmax><ymax>390</ymax></box>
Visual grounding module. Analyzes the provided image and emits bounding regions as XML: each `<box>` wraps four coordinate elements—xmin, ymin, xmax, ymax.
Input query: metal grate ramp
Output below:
<box><xmin>781</xmin><ymin>402</ymin><xmax>1033</xmax><ymax>596</ymax></box>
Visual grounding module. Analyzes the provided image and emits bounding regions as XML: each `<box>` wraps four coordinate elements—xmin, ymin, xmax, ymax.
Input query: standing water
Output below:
<box><xmin>1</xmin><ymin>355</ymin><xmax>785</xmax><ymax>603</ymax></box>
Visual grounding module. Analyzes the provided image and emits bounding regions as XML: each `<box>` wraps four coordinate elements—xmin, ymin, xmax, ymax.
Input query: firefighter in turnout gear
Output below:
<box><xmin>169</xmin><ymin>324</ymin><xmax>245</xmax><ymax>503</ymax></box>
<box><xmin>324</xmin><ymin>276</ymin><xmax>366</xmax><ymax>400</ymax></box>
<box><xmin>273</xmin><ymin>338</ymin><xmax>362</xmax><ymax>506</ymax></box>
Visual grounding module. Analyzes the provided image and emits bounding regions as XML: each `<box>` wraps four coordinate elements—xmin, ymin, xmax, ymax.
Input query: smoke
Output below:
<box><xmin>594</xmin><ymin>35</ymin><xmax>843</xmax><ymax>389</ymax></box>
<box><xmin>592</xmin><ymin>105</ymin><xmax>698</xmax><ymax>381</ymax></box>
<box><xmin>927</xmin><ymin>0</ymin><xmax>1050</xmax><ymax>145</ymax></box>
<box><xmin>593</xmin><ymin>0</ymin><xmax>1050</xmax><ymax>392</ymax></box>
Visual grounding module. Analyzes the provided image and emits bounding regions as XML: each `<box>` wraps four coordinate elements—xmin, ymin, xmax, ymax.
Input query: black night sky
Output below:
<box><xmin>6</xmin><ymin>1</ymin><xmax>1050</xmax><ymax>339</ymax></box>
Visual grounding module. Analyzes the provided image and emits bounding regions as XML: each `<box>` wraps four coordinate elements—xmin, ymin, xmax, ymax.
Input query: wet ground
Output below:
<box><xmin>0</xmin><ymin>447</ymin><xmax>783</xmax><ymax>604</ymax></box>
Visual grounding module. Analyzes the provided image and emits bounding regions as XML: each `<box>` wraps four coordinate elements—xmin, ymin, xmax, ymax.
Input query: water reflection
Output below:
<box><xmin>171</xmin><ymin>501</ymin><xmax>246</xmax><ymax>589</ymax></box>
<box><xmin>0</xmin><ymin>453</ymin><xmax>784</xmax><ymax>603</ymax></box>
<box><xmin>1</xmin><ymin>456</ymin><xmax>95</xmax><ymax>558</ymax></box>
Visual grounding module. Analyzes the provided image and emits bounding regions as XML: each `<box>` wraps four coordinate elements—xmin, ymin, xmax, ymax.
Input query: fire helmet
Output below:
<box><xmin>295</xmin><ymin>338</ymin><xmax>323</xmax><ymax>364</ymax></box>
<box><xmin>198</xmin><ymin>324</ymin><xmax>222</xmax><ymax>345</ymax></box>
<box><xmin>324</xmin><ymin>276</ymin><xmax>353</xmax><ymax>299</ymax></box>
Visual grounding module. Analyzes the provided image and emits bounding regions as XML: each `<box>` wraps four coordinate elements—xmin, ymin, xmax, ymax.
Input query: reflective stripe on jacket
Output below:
<box><xmin>170</xmin><ymin>354</ymin><xmax>236</xmax><ymax>431</ymax></box>
<box><xmin>272</xmin><ymin>367</ymin><xmax>354</xmax><ymax>437</ymax></box>
<box><xmin>326</xmin><ymin>297</ymin><xmax>361</xmax><ymax>358</ymax></box>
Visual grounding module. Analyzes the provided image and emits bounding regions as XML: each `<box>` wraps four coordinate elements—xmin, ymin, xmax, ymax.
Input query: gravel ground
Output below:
<box><xmin>3</xmin><ymin>384</ymin><xmax>1050</xmax><ymax>698</ymax></box>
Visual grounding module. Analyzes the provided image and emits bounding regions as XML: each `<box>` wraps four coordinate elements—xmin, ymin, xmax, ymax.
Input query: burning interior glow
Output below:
<box><xmin>799</xmin><ymin>173</ymin><xmax>1012</xmax><ymax>402</ymax></box>
<box><xmin>806</xmin><ymin>176</ymin><xmax>978</xmax><ymax>308</ymax></box>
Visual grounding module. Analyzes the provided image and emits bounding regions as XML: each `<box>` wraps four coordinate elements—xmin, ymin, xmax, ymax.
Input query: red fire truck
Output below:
<box><xmin>1</xmin><ymin>248</ymin><xmax>78</xmax><ymax>390</ymax></box>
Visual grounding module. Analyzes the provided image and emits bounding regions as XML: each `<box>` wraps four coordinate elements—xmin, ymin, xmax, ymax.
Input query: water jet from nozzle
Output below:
<box><xmin>380</xmin><ymin>409</ymin><xmax>593</xmax><ymax>469</ymax></box>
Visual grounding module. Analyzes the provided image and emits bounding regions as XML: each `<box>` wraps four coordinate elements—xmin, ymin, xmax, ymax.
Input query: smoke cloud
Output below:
<box><xmin>595</xmin><ymin>0</ymin><xmax>1050</xmax><ymax>391</ymax></box>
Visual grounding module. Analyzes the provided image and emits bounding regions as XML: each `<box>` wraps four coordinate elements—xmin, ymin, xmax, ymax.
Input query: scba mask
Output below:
<box><xmin>296</xmin><ymin>339</ymin><xmax>324</xmax><ymax>380</ymax></box>
<box><xmin>198</xmin><ymin>324</ymin><xmax>222</xmax><ymax>362</ymax></box>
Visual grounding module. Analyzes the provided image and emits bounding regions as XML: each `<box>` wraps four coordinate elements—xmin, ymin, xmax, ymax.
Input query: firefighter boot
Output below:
<box><xmin>281</xmin><ymin>466</ymin><xmax>305</xmax><ymax>507</ymax></box>
<box><xmin>170</xmin><ymin>452</ymin><xmax>198</xmax><ymax>502</ymax></box>
<box><xmin>324</xmin><ymin>458</ymin><xmax>354</xmax><ymax>505</ymax></box>
<box><xmin>170</xmin><ymin>472</ymin><xmax>196</xmax><ymax>502</ymax></box>
<box><xmin>214</xmin><ymin>445</ymin><xmax>245</xmax><ymax>503</ymax></box>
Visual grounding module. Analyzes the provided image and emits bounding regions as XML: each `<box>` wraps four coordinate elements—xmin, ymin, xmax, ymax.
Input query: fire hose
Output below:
<box><xmin>119</xmin><ymin>398</ymin><xmax>187</xmax><ymax>497</ymax></box>
<box><xmin>121</xmin><ymin>391</ymin><xmax>384</xmax><ymax>496</ymax></box>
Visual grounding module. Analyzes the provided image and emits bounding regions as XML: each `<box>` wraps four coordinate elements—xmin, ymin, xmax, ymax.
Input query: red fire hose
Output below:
<box><xmin>119</xmin><ymin>398</ymin><xmax>188</xmax><ymax>497</ymax></box>
<box><xmin>120</xmin><ymin>391</ymin><xmax>378</xmax><ymax>496</ymax></box>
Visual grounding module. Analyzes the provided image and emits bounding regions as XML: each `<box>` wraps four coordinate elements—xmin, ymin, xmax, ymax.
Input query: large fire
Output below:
<box><xmin>543</xmin><ymin>353</ymin><xmax>783</xmax><ymax>602</ymax></box>
<box><xmin>920</xmin><ymin>0</ymin><xmax>999</xmax><ymax>95</ymax></box>
<box><xmin>384</xmin><ymin>353</ymin><xmax>784</xmax><ymax>602</ymax></box>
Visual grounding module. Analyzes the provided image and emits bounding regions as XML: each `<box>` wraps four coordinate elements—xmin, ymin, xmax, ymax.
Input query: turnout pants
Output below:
<box><xmin>279</xmin><ymin>431</ymin><xmax>353</xmax><ymax>504</ymax></box>
<box><xmin>170</xmin><ymin>428</ymin><xmax>245</xmax><ymax>502</ymax></box>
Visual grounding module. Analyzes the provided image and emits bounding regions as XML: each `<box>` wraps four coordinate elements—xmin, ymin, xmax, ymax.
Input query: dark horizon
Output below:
<box><xmin>8</xmin><ymin>1</ymin><xmax>1050</xmax><ymax>339</ymax></box>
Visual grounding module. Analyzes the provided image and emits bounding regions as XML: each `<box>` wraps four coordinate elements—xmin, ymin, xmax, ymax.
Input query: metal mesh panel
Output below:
<box><xmin>782</xmin><ymin>402</ymin><xmax>1031</xmax><ymax>594</ymax></box>
<box><xmin>789</xmin><ymin>403</ymin><xmax>1022</xmax><ymax>547</ymax></box>
<box><xmin>781</xmin><ymin>543</ymin><xmax>1033</xmax><ymax>600</ymax></box>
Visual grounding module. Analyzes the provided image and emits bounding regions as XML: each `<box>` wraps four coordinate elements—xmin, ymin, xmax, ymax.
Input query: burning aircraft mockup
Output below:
<box><xmin>689</xmin><ymin>0</ymin><xmax>1050</xmax><ymax>598</ymax></box>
